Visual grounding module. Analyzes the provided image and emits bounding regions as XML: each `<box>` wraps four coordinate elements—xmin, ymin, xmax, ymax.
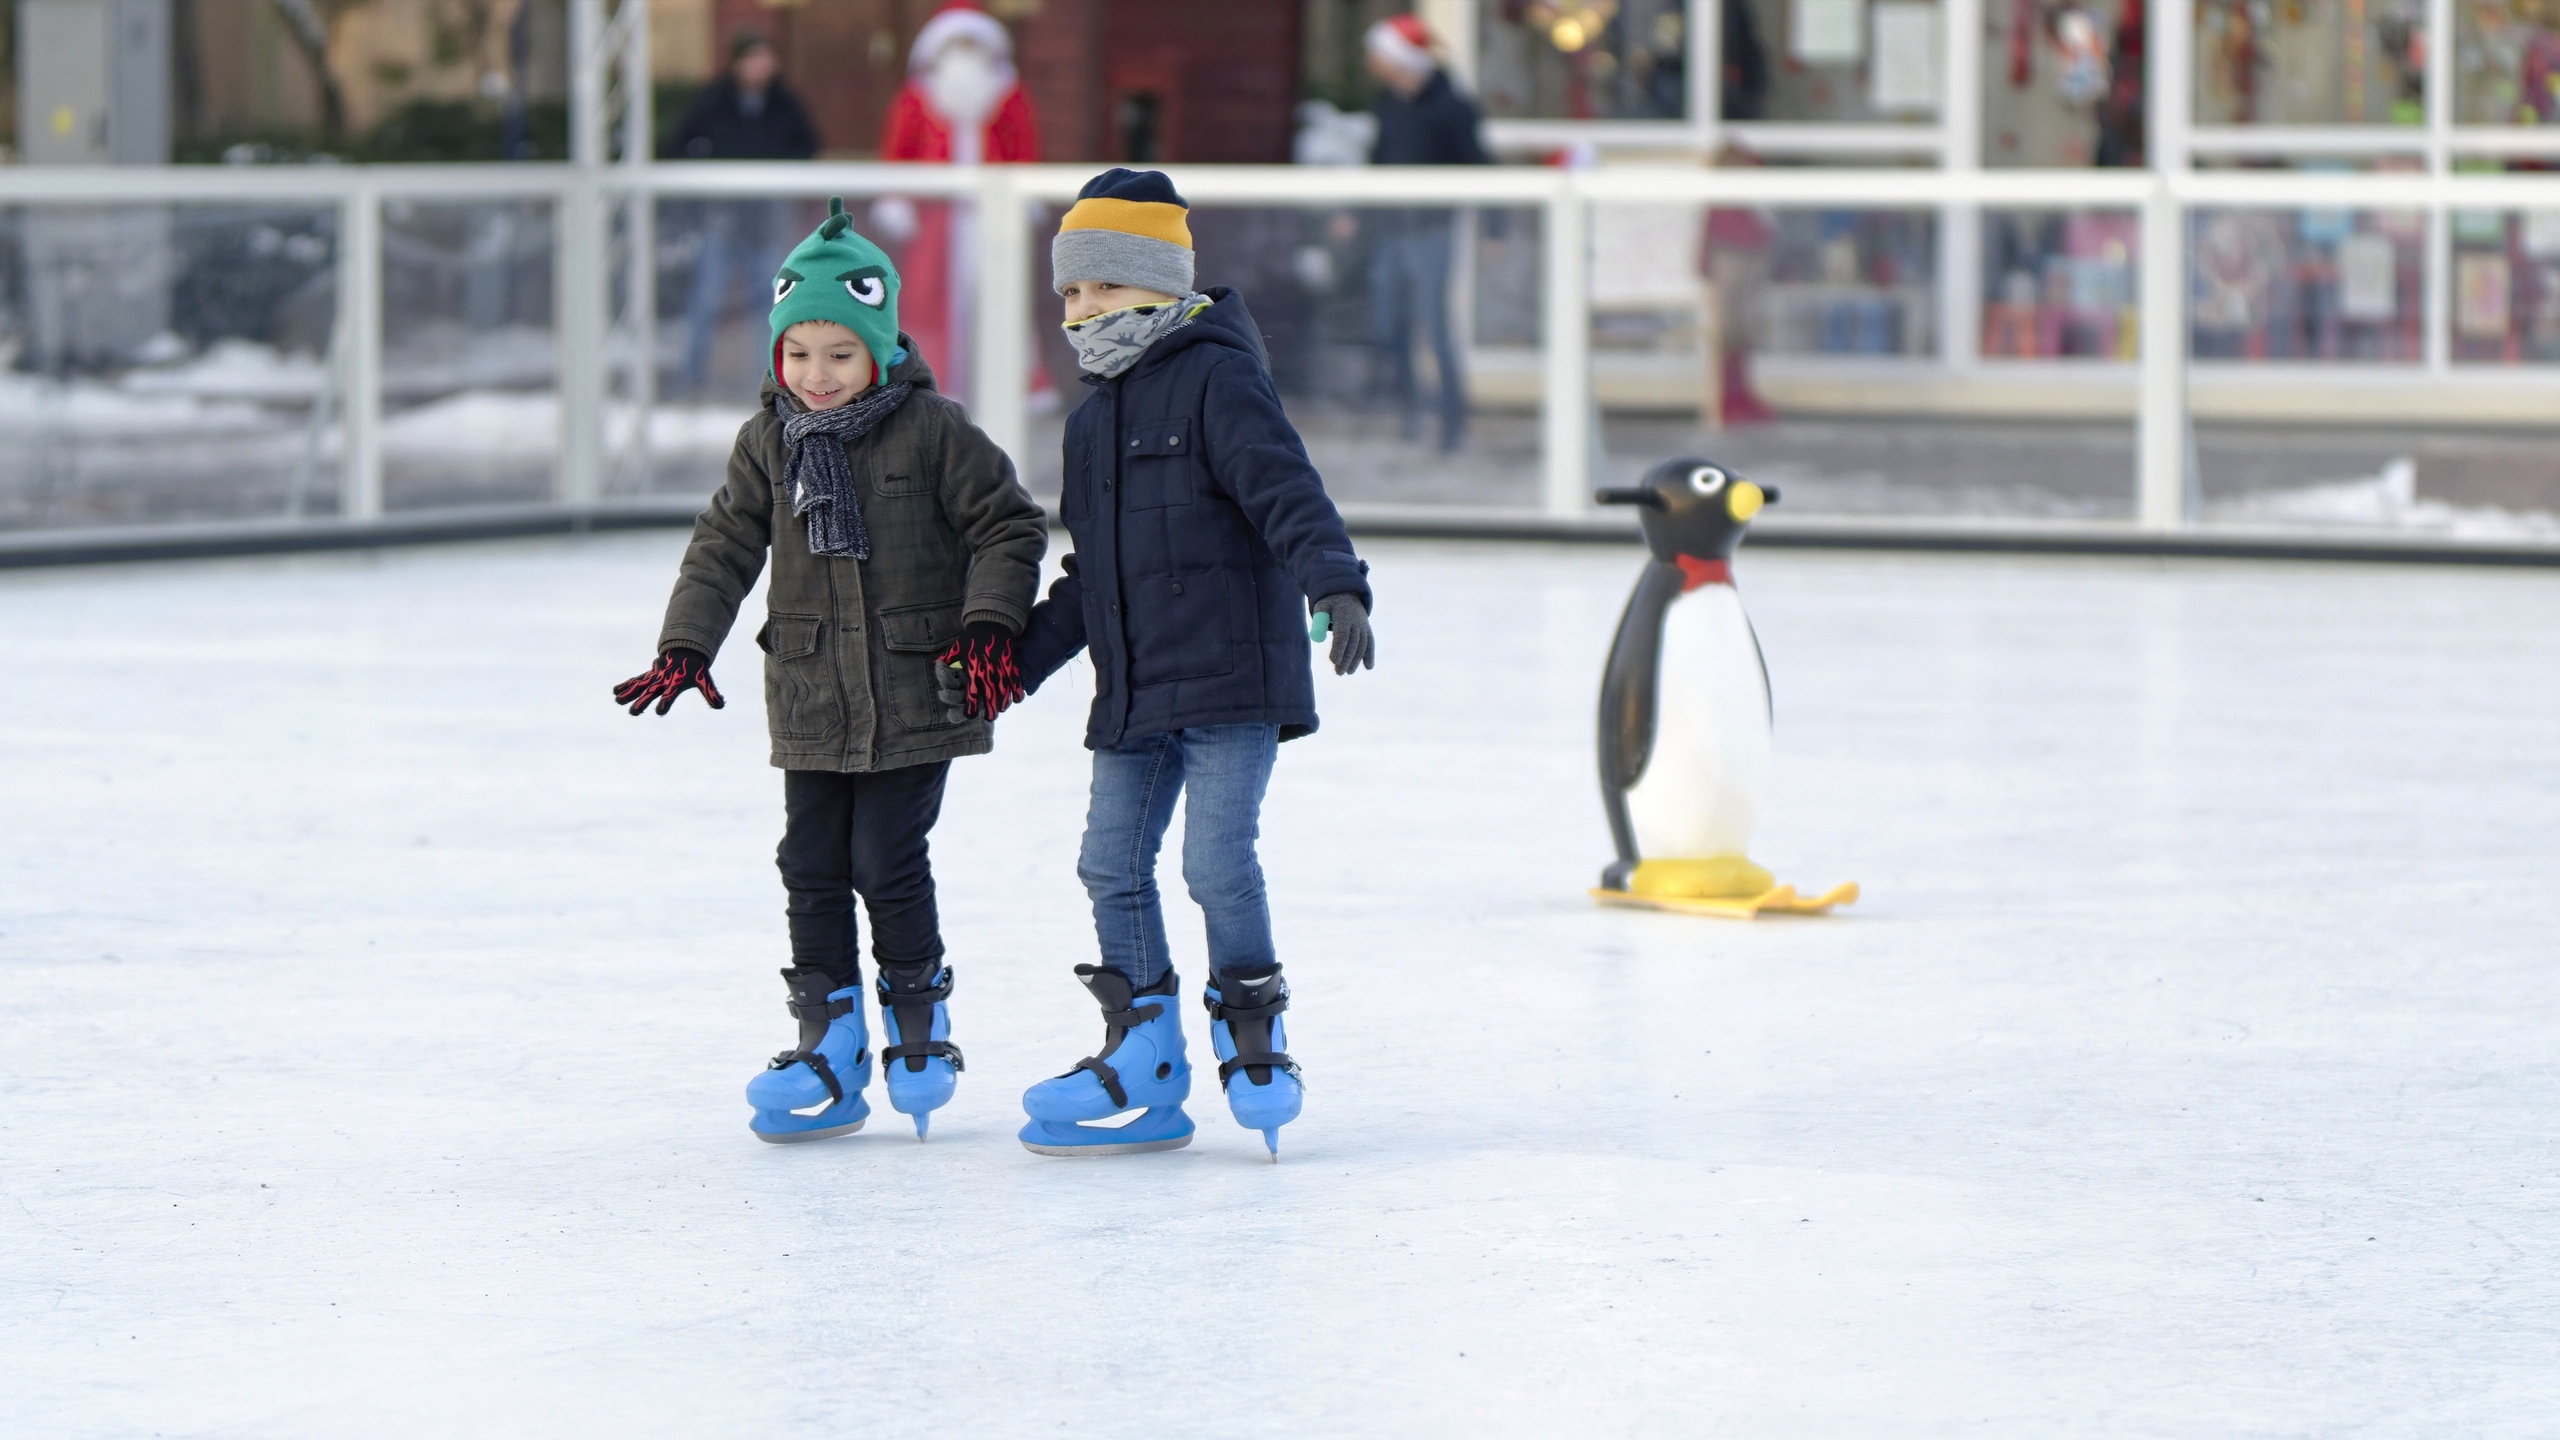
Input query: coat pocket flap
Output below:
<box><xmin>757</xmin><ymin>613</ymin><xmax>822</xmax><ymax>660</ymax></box>
<box><xmin>877</xmin><ymin>601</ymin><xmax>965</xmax><ymax>654</ymax></box>
<box><xmin>1125</xmin><ymin>417</ymin><xmax>1193</xmax><ymax>457</ymax></box>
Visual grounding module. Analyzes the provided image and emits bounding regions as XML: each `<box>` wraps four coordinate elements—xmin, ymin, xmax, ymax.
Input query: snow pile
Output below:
<box><xmin>0</xmin><ymin>369</ymin><xmax>274</xmax><ymax>435</ymax></box>
<box><xmin>122</xmin><ymin>338</ymin><xmax>328</xmax><ymax>402</ymax></box>
<box><xmin>383</xmin><ymin>391</ymin><xmax>557</xmax><ymax>460</ymax></box>
<box><xmin>2210</xmin><ymin>457</ymin><xmax>2560</xmax><ymax>540</ymax></box>
<box><xmin>380</xmin><ymin>392</ymin><xmax>752</xmax><ymax>461</ymax></box>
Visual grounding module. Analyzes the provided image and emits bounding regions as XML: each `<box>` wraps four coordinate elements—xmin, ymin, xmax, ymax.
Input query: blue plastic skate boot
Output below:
<box><xmin>875</xmin><ymin>959</ymin><xmax>964</xmax><ymax>1140</ymax></box>
<box><xmin>746</xmin><ymin>966</ymin><xmax>873</xmax><ymax>1143</ymax></box>
<box><xmin>1019</xmin><ymin>966</ymin><xmax>1194</xmax><ymax>1157</ymax></box>
<box><xmin>1204</xmin><ymin>967</ymin><xmax>1304</xmax><ymax>1160</ymax></box>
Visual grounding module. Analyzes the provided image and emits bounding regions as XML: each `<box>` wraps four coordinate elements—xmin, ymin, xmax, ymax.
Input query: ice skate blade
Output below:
<box><xmin>752</xmin><ymin>1117</ymin><xmax>866</xmax><ymax>1144</ymax></box>
<box><xmin>1019</xmin><ymin>1132</ymin><xmax>1193</xmax><ymax>1158</ymax></box>
<box><xmin>1590</xmin><ymin>880</ymin><xmax>1859</xmax><ymax>919</ymax></box>
<box><xmin>1017</xmin><ymin>1106</ymin><xmax>1195</xmax><ymax>1157</ymax></box>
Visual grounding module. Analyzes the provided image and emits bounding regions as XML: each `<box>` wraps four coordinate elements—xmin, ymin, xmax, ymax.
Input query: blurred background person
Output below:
<box><xmin>1364</xmin><ymin>12</ymin><xmax>1490</xmax><ymax>454</ymax></box>
<box><xmin>666</xmin><ymin>31</ymin><xmax>819</xmax><ymax>390</ymax></box>
<box><xmin>1701</xmin><ymin>144</ymin><xmax>1779</xmax><ymax>427</ymax></box>
<box><xmin>876</xmin><ymin>2</ymin><xmax>1044</xmax><ymax>405</ymax></box>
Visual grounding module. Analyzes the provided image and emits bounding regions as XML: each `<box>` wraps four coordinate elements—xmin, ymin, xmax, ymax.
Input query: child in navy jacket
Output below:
<box><xmin>1013</xmin><ymin>169</ymin><xmax>1376</xmax><ymax>1159</ymax></box>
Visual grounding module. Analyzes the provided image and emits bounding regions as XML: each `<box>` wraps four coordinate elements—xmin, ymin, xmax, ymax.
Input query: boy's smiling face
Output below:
<box><xmin>779</xmin><ymin>320</ymin><xmax>873</xmax><ymax>410</ymax></box>
<box><xmin>1060</xmin><ymin>279</ymin><xmax>1178</xmax><ymax>325</ymax></box>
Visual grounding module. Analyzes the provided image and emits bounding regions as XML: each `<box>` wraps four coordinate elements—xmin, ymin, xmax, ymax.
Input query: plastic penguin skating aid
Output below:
<box><xmin>1588</xmin><ymin>459</ymin><xmax>1857</xmax><ymax>919</ymax></box>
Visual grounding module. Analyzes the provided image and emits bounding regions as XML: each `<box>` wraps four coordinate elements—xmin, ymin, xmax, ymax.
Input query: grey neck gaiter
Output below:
<box><xmin>1062</xmin><ymin>294</ymin><xmax>1211</xmax><ymax>379</ymax></box>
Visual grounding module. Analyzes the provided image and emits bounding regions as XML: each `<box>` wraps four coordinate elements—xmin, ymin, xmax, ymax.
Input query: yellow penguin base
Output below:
<box><xmin>1625</xmin><ymin>856</ymin><xmax>1775</xmax><ymax>900</ymax></box>
<box><xmin>1590</xmin><ymin>880</ymin><xmax>1861</xmax><ymax>920</ymax></box>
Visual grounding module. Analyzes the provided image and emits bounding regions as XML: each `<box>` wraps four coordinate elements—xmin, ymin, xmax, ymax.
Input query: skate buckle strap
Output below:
<box><xmin>882</xmin><ymin>1039</ymin><xmax>966</xmax><ymax>1072</ymax></box>
<box><xmin>875</xmin><ymin>965</ymin><xmax>955</xmax><ymax>1006</ymax></box>
<box><xmin>1101</xmin><ymin>1001</ymin><xmax>1163</xmax><ymax>1028</ymax></box>
<box><xmin>788</xmin><ymin>993</ymin><xmax>858</xmax><ymax>1023</ymax></box>
<box><xmin>1201</xmin><ymin>992</ymin><xmax>1287</xmax><ymax>1023</ymax></box>
<box><xmin>1217</xmin><ymin>1050</ymin><xmax>1301</xmax><ymax>1088</ymax></box>
<box><xmin>1074</xmin><ymin>1056</ymin><xmax>1129</xmax><ymax>1108</ymax></box>
<box><xmin>769</xmin><ymin>1046</ymin><xmax>848</xmax><ymax>1106</ymax></box>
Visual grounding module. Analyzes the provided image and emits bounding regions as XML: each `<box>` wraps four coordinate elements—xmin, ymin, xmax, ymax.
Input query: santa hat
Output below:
<box><xmin>910</xmin><ymin>3</ymin><xmax>1012</xmax><ymax>70</ymax></box>
<box><xmin>1365</xmin><ymin>14</ymin><xmax>1437</xmax><ymax>78</ymax></box>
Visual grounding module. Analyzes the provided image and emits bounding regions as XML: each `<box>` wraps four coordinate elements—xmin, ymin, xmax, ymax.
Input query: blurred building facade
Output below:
<box><xmin>693</xmin><ymin>0</ymin><xmax>1308</xmax><ymax>161</ymax></box>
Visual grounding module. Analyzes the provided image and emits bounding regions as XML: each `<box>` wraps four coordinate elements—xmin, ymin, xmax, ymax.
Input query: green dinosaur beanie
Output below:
<box><xmin>769</xmin><ymin>197</ymin><xmax>904</xmax><ymax>387</ymax></box>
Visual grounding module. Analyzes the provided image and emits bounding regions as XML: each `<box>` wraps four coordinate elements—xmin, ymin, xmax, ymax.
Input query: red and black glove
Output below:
<box><xmin>613</xmin><ymin>646</ymin><xmax>725</xmax><ymax>716</ymax></box>
<box><xmin>934</xmin><ymin>620</ymin><xmax>1024</xmax><ymax>722</ymax></box>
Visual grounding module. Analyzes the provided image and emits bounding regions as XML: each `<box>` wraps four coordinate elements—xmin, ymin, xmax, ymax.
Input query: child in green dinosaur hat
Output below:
<box><xmin>612</xmin><ymin>196</ymin><xmax>1047</xmax><ymax>1144</ymax></box>
<box><xmin>766</xmin><ymin>196</ymin><xmax>905</xmax><ymax>392</ymax></box>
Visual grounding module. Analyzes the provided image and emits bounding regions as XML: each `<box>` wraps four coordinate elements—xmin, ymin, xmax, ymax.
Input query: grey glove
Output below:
<box><xmin>934</xmin><ymin>657</ymin><xmax>971</xmax><ymax>725</ymax></box>
<box><xmin>1310</xmin><ymin>593</ymin><xmax>1375</xmax><ymax>676</ymax></box>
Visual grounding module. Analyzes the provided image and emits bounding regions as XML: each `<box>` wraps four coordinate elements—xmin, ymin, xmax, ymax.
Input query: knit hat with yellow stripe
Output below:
<box><xmin>1052</xmin><ymin>167</ymin><xmax>1194</xmax><ymax>297</ymax></box>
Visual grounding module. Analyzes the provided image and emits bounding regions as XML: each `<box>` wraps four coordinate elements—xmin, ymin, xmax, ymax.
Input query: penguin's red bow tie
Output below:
<box><xmin>1675</xmin><ymin>555</ymin><xmax>1733</xmax><ymax>590</ymax></box>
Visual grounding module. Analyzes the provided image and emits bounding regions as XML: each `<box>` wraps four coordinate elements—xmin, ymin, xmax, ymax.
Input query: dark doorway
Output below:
<box><xmin>1117</xmin><ymin>91</ymin><xmax>1163</xmax><ymax>162</ymax></box>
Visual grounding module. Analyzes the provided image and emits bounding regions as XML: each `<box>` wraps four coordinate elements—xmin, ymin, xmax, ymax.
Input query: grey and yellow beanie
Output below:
<box><xmin>770</xmin><ymin>197</ymin><xmax>903</xmax><ymax>386</ymax></box>
<box><xmin>1051</xmin><ymin>168</ymin><xmax>1195</xmax><ymax>296</ymax></box>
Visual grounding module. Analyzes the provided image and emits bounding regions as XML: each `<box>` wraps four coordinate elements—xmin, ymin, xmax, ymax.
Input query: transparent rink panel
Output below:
<box><xmin>0</xmin><ymin>203</ymin><xmax>338</xmax><ymax>531</ymax></box>
<box><xmin>1591</xmin><ymin>203</ymin><xmax>2143</xmax><ymax>520</ymax></box>
<box><xmin>638</xmin><ymin>194</ymin><xmax>976</xmax><ymax>500</ymax></box>
<box><xmin>379</xmin><ymin>200</ymin><xmax>558</xmax><ymax>511</ymax></box>
<box><xmin>2186</xmin><ymin>207</ymin><xmax>2560</xmax><ymax>537</ymax></box>
<box><xmin>1020</xmin><ymin>203</ymin><xmax>1544</xmax><ymax>510</ymax></box>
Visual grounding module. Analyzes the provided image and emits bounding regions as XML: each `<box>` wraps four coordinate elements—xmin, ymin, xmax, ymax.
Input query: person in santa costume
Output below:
<box><xmin>874</xmin><ymin>3</ymin><xmax>1045</xmax><ymax>408</ymax></box>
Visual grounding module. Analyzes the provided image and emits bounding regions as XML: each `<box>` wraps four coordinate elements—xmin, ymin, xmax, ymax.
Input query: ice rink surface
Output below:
<box><xmin>5</xmin><ymin>533</ymin><xmax>2558</xmax><ymax>1437</ymax></box>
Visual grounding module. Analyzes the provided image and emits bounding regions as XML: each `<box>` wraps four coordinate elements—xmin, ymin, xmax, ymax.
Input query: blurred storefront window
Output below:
<box><xmin>1761</xmin><ymin>210</ymin><xmax>1939</xmax><ymax>355</ymax></box>
<box><xmin>1726</xmin><ymin>0</ymin><xmax>1943</xmax><ymax>126</ymax></box>
<box><xmin>1987</xmin><ymin>0</ymin><xmax>2149</xmax><ymax>166</ymax></box>
<box><xmin>1476</xmin><ymin>1</ymin><xmax>1694</xmax><ymax>119</ymax></box>
<box><xmin>2455</xmin><ymin>0</ymin><xmax>2560</xmax><ymax>124</ymax></box>
<box><xmin>1982</xmin><ymin>210</ymin><xmax>2142</xmax><ymax>359</ymax></box>
<box><xmin>2188</xmin><ymin>207</ymin><xmax>2425</xmax><ymax>359</ymax></box>
<box><xmin>2192</xmin><ymin>0</ymin><xmax>2428</xmax><ymax>126</ymax></box>
<box><xmin>2448</xmin><ymin>209</ymin><xmax>2560</xmax><ymax>360</ymax></box>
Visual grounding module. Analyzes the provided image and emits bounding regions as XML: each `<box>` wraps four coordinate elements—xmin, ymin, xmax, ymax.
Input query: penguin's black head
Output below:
<box><xmin>1594</xmin><ymin>458</ymin><xmax>1777</xmax><ymax>564</ymax></box>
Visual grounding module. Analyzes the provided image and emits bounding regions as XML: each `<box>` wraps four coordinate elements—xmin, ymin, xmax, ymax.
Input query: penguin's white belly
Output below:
<box><xmin>1626</xmin><ymin>586</ymin><xmax>1771</xmax><ymax>859</ymax></box>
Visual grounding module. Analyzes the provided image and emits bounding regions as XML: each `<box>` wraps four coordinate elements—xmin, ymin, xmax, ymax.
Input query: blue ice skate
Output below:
<box><xmin>1018</xmin><ymin>966</ymin><xmax>1194</xmax><ymax>1157</ymax></box>
<box><xmin>747</xmin><ymin>966</ymin><xmax>873</xmax><ymax>1143</ymax></box>
<box><xmin>876</xmin><ymin>959</ymin><xmax>964</xmax><ymax>1140</ymax></box>
<box><xmin>1204</xmin><ymin>968</ymin><xmax>1304</xmax><ymax>1160</ymax></box>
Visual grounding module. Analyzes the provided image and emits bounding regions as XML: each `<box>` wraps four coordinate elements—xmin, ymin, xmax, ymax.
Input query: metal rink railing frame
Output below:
<box><xmin>7</xmin><ymin>158</ymin><xmax>2560</xmax><ymax>544</ymax></box>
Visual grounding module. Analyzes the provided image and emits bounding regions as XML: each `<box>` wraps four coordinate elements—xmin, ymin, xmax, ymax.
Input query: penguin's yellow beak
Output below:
<box><xmin>1727</xmin><ymin>480</ymin><xmax>1765</xmax><ymax>522</ymax></box>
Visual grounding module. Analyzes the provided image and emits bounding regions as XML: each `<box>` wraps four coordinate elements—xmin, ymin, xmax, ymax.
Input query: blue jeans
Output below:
<box><xmin>1368</xmin><ymin>220</ymin><xmax>1465</xmax><ymax>449</ymax></box>
<box><xmin>1078</xmin><ymin>724</ymin><xmax>1280</xmax><ymax>990</ymax></box>
<box><xmin>681</xmin><ymin>199</ymin><xmax>787</xmax><ymax>388</ymax></box>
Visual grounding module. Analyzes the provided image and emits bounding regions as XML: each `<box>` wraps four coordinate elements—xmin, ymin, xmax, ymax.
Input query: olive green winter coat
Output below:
<box><xmin>655</xmin><ymin>342</ymin><xmax>1046</xmax><ymax>772</ymax></box>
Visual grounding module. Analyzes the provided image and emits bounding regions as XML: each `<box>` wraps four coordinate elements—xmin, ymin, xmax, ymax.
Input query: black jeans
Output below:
<box><xmin>777</xmin><ymin>762</ymin><xmax>950</xmax><ymax>987</ymax></box>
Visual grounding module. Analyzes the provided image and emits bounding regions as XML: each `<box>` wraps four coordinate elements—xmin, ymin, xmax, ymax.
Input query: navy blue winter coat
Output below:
<box><xmin>1019</xmin><ymin>288</ymin><xmax>1371</xmax><ymax>748</ymax></box>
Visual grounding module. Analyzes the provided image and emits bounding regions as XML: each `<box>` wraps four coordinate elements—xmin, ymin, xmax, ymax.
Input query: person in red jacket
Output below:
<box><xmin>873</xmin><ymin>3</ymin><xmax>1041</xmax><ymax>405</ymax></box>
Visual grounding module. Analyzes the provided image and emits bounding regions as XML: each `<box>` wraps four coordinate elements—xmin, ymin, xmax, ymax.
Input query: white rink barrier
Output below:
<box><xmin>6</xmin><ymin>159</ymin><xmax>2560</xmax><ymax>554</ymax></box>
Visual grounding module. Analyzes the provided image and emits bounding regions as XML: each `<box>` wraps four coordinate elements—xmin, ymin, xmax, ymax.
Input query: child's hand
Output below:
<box><xmin>935</xmin><ymin>621</ymin><xmax>1025</xmax><ymax>722</ymax></box>
<box><xmin>1311</xmin><ymin>594</ymin><xmax>1375</xmax><ymax>675</ymax></box>
<box><xmin>613</xmin><ymin>647</ymin><xmax>726</xmax><ymax>716</ymax></box>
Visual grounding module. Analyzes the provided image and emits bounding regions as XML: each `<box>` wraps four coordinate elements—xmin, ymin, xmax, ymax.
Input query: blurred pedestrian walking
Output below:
<box><xmin>666</xmin><ymin>31</ymin><xmax>820</xmax><ymax>390</ymax></box>
<box><xmin>1364</xmin><ymin>14</ymin><xmax>1490</xmax><ymax>453</ymax></box>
